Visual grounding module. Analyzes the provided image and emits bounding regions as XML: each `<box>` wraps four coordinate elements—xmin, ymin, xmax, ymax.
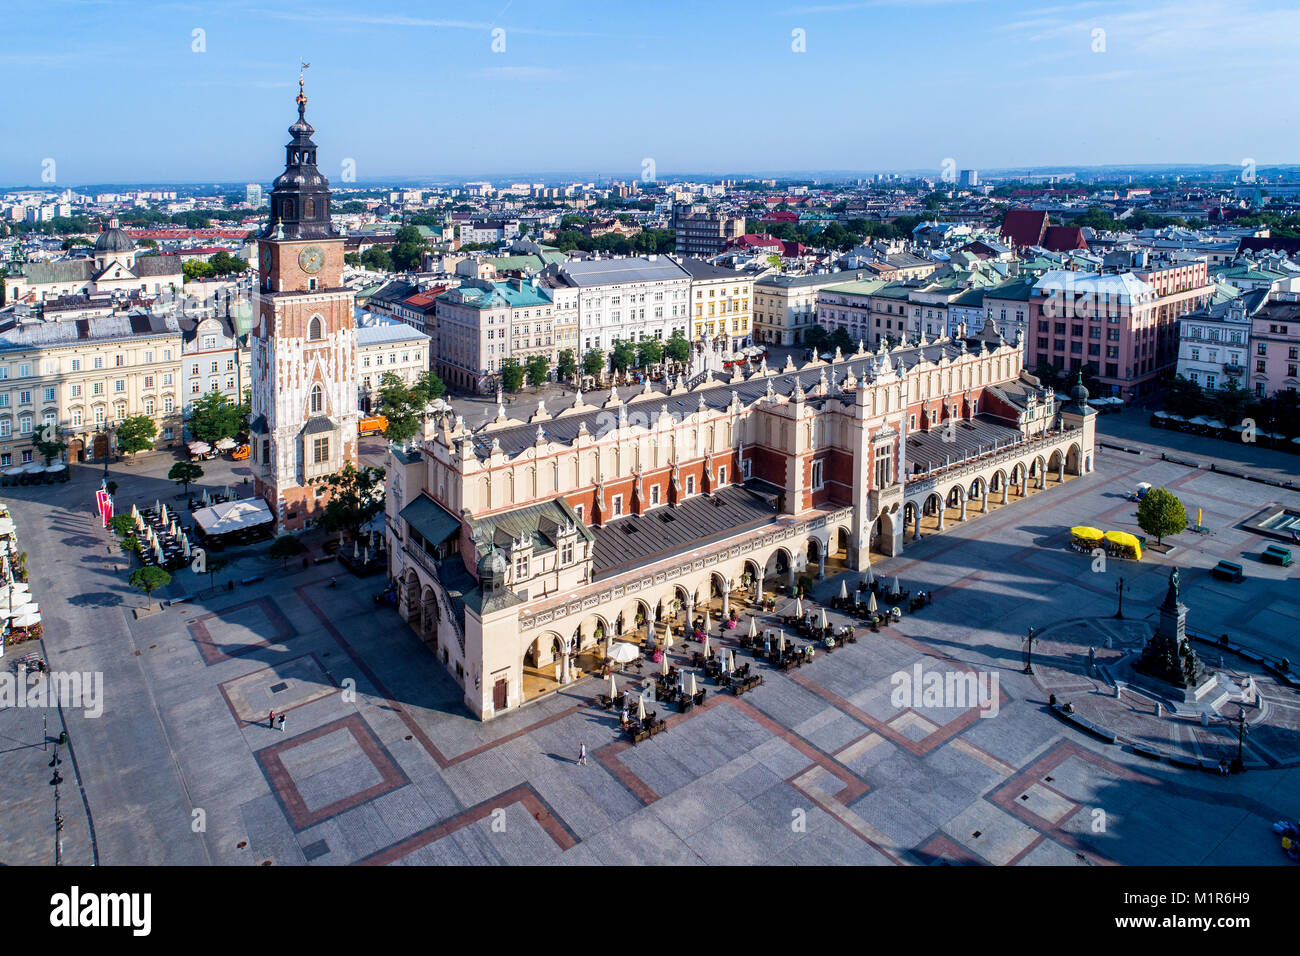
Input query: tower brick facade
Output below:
<box><xmin>250</xmin><ymin>80</ymin><xmax>358</xmax><ymax>530</ymax></box>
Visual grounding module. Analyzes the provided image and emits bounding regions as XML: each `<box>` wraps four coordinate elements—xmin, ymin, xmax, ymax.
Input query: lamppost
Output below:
<box><xmin>101</xmin><ymin>419</ymin><xmax>117</xmax><ymax>479</ymax></box>
<box><xmin>49</xmin><ymin>731</ymin><xmax>67</xmax><ymax>866</ymax></box>
<box><xmin>1230</xmin><ymin>710</ymin><xmax>1249</xmax><ymax>774</ymax></box>
<box><xmin>1023</xmin><ymin>626</ymin><xmax>1038</xmax><ymax>675</ymax></box>
<box><xmin>1114</xmin><ymin>576</ymin><xmax>1127</xmax><ymax>619</ymax></box>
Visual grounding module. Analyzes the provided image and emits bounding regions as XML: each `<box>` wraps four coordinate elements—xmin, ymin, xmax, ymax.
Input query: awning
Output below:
<box><xmin>1070</xmin><ymin>526</ymin><xmax>1104</xmax><ymax>541</ymax></box>
<box><xmin>399</xmin><ymin>494</ymin><xmax>461</xmax><ymax>548</ymax></box>
<box><xmin>193</xmin><ymin>497</ymin><xmax>274</xmax><ymax>536</ymax></box>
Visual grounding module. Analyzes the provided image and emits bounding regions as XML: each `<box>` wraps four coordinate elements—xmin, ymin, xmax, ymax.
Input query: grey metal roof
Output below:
<box><xmin>557</xmin><ymin>256</ymin><xmax>689</xmax><ymax>286</ymax></box>
<box><xmin>399</xmin><ymin>494</ymin><xmax>461</xmax><ymax>548</ymax></box>
<box><xmin>591</xmin><ymin>483</ymin><xmax>778</xmax><ymax>581</ymax></box>
<box><xmin>904</xmin><ymin>414</ymin><xmax>1023</xmax><ymax>476</ymax></box>
<box><xmin>463</xmin><ymin>340</ymin><xmax>977</xmax><ymax>461</ymax></box>
<box><xmin>302</xmin><ymin>416</ymin><xmax>334</xmax><ymax>435</ymax></box>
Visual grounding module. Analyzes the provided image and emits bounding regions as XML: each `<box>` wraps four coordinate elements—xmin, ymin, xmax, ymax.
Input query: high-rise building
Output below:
<box><xmin>249</xmin><ymin>78</ymin><xmax>359</xmax><ymax>530</ymax></box>
<box><xmin>959</xmin><ymin>169</ymin><xmax>979</xmax><ymax>188</ymax></box>
<box><xmin>245</xmin><ymin>183</ymin><xmax>262</xmax><ymax>206</ymax></box>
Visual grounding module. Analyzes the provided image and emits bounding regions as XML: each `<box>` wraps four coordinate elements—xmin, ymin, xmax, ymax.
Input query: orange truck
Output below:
<box><xmin>231</xmin><ymin>444</ymin><xmax>250</xmax><ymax>460</ymax></box>
<box><xmin>359</xmin><ymin>415</ymin><xmax>388</xmax><ymax>437</ymax></box>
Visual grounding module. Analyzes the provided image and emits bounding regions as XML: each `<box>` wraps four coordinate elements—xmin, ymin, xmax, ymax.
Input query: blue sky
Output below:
<box><xmin>2</xmin><ymin>0</ymin><xmax>1298</xmax><ymax>185</ymax></box>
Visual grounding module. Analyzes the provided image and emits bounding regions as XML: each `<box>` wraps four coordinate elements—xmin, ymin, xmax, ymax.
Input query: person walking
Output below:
<box><xmin>577</xmin><ymin>741</ymin><xmax>588</xmax><ymax>766</ymax></box>
<box><xmin>277</xmin><ymin>712</ymin><xmax>286</xmax><ymax>733</ymax></box>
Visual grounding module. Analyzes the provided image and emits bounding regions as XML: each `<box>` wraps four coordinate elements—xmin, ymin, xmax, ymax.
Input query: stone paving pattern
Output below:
<box><xmin>1</xmin><ymin>431</ymin><xmax>1298</xmax><ymax>866</ymax></box>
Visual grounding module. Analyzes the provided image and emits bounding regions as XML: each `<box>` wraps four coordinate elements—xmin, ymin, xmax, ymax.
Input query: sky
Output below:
<box><xmin>2</xmin><ymin>0</ymin><xmax>1298</xmax><ymax>186</ymax></box>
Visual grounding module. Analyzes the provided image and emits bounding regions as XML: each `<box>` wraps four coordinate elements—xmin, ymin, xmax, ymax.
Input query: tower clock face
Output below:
<box><xmin>298</xmin><ymin>245</ymin><xmax>325</xmax><ymax>274</ymax></box>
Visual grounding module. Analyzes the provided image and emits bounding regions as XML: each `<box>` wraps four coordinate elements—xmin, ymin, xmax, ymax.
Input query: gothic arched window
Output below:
<box><xmin>307</xmin><ymin>316</ymin><xmax>324</xmax><ymax>341</ymax></box>
<box><xmin>305</xmin><ymin>199</ymin><xmax>315</xmax><ymax>219</ymax></box>
<box><xmin>310</xmin><ymin>384</ymin><xmax>323</xmax><ymax>415</ymax></box>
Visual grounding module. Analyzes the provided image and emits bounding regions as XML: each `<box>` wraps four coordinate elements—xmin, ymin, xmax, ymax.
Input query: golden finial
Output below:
<box><xmin>296</xmin><ymin>58</ymin><xmax>310</xmax><ymax>107</ymax></box>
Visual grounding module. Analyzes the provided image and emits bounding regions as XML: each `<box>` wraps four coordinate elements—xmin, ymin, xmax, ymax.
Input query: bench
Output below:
<box><xmin>1211</xmin><ymin>560</ymin><xmax>1244</xmax><ymax>582</ymax></box>
<box><xmin>1262</xmin><ymin>544</ymin><xmax>1294</xmax><ymax>567</ymax></box>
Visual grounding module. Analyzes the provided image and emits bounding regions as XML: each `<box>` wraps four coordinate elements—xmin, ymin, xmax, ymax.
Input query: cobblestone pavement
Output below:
<box><xmin>2</xmin><ymin>441</ymin><xmax>1297</xmax><ymax>866</ymax></box>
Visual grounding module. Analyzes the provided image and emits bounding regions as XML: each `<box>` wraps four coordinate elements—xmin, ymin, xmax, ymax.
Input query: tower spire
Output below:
<box><xmin>297</xmin><ymin>58</ymin><xmax>310</xmax><ymax>118</ymax></box>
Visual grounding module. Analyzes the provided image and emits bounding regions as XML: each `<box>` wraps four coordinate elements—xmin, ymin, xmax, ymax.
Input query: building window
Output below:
<box><xmin>811</xmin><ymin>459</ymin><xmax>824</xmax><ymax>490</ymax></box>
<box><xmin>310</xmin><ymin>384</ymin><xmax>323</xmax><ymax>414</ymax></box>
<box><xmin>308</xmin><ymin>316</ymin><xmax>324</xmax><ymax>341</ymax></box>
<box><xmin>312</xmin><ymin>436</ymin><xmax>329</xmax><ymax>463</ymax></box>
<box><xmin>163</xmin><ymin>397</ymin><xmax>174</xmax><ymax>413</ymax></box>
<box><xmin>686</xmin><ymin>475</ymin><xmax>695</xmax><ymax>496</ymax></box>
<box><xmin>612</xmin><ymin>494</ymin><xmax>623</xmax><ymax>516</ymax></box>
<box><xmin>650</xmin><ymin>484</ymin><xmax>660</xmax><ymax>505</ymax></box>
<box><xmin>514</xmin><ymin>554</ymin><xmax>529</xmax><ymax>579</ymax></box>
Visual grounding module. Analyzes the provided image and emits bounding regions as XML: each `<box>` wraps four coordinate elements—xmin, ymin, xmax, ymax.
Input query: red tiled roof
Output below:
<box><xmin>1041</xmin><ymin>226</ymin><xmax>1088</xmax><ymax>253</ymax></box>
<box><xmin>761</xmin><ymin>210</ymin><xmax>799</xmax><ymax>223</ymax></box>
<box><xmin>999</xmin><ymin>208</ymin><xmax>1049</xmax><ymax>248</ymax></box>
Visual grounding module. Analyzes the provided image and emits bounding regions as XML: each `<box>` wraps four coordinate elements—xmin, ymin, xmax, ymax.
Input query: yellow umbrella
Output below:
<box><xmin>1104</xmin><ymin>530</ymin><xmax>1142</xmax><ymax>559</ymax></box>
<box><xmin>1070</xmin><ymin>526</ymin><xmax>1104</xmax><ymax>541</ymax></box>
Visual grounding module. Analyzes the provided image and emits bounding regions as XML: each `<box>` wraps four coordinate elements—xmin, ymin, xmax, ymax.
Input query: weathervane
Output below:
<box><xmin>297</xmin><ymin>58</ymin><xmax>310</xmax><ymax>107</ymax></box>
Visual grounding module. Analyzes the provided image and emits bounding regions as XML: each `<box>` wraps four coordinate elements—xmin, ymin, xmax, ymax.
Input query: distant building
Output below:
<box><xmin>1249</xmin><ymin>297</ymin><xmax>1300</xmax><ymax>397</ymax></box>
<box><xmin>960</xmin><ymin>169</ymin><xmax>979</xmax><ymax>188</ymax></box>
<box><xmin>2</xmin><ymin>220</ymin><xmax>183</xmax><ymax>305</ymax></box>
<box><xmin>245</xmin><ymin>183</ymin><xmax>263</xmax><ymax>206</ymax></box>
<box><xmin>672</xmin><ymin>204</ymin><xmax>745</xmax><ymax>257</ymax></box>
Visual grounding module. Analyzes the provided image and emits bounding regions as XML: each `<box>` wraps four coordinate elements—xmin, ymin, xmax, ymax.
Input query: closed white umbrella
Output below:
<box><xmin>688</xmin><ymin>673</ymin><xmax>697</xmax><ymax>697</ymax></box>
<box><xmin>663</xmin><ymin>626</ymin><xmax>674</xmax><ymax>651</ymax></box>
<box><xmin>891</xmin><ymin>576</ymin><xmax>900</xmax><ymax>594</ymax></box>
<box><xmin>727</xmin><ymin>649</ymin><xmax>735</xmax><ymax>673</ymax></box>
<box><xmin>637</xmin><ymin>696</ymin><xmax>646</xmax><ymax>722</ymax></box>
<box><xmin>154</xmin><ymin>499</ymin><xmax>161</xmax><ymax>514</ymax></box>
<box><xmin>701</xmin><ymin>606</ymin><xmax>710</xmax><ymax>632</ymax></box>
<box><xmin>131</xmin><ymin>504</ymin><xmax>139</xmax><ymax>519</ymax></box>
<box><xmin>862</xmin><ymin>565</ymin><xmax>874</xmax><ymax>587</ymax></box>
<box><xmin>702</xmin><ymin>634</ymin><xmax>710</xmax><ymax>658</ymax></box>
<box><xmin>183</xmin><ymin>537</ymin><xmax>191</xmax><ymax>558</ymax></box>
<box><xmin>608</xmin><ymin>671</ymin><xmax>618</xmax><ymax>699</ymax></box>
<box><xmin>661</xmin><ymin>654</ymin><xmax>669</xmax><ymax>676</ymax></box>
<box><xmin>748</xmin><ymin>616</ymin><xmax>757</xmax><ymax>639</ymax></box>
<box><xmin>868</xmin><ymin>592</ymin><xmax>878</xmax><ymax>614</ymax></box>
<box><xmin>354</xmin><ymin>540</ymin><xmax>360</xmax><ymax>559</ymax></box>
<box><xmin>778</xmin><ymin>630</ymin><xmax>786</xmax><ymax>653</ymax></box>
<box><xmin>362</xmin><ymin>547</ymin><xmax>370</xmax><ymax>564</ymax></box>
<box><xmin>160</xmin><ymin>503</ymin><xmax>168</xmax><ymax>525</ymax></box>
<box><xmin>819</xmin><ymin>607</ymin><xmax>828</xmax><ymax>631</ymax></box>
<box><xmin>795</xmin><ymin>597</ymin><xmax>803</xmax><ymax>618</ymax></box>
<box><xmin>839</xmin><ymin>580</ymin><xmax>848</xmax><ymax>601</ymax></box>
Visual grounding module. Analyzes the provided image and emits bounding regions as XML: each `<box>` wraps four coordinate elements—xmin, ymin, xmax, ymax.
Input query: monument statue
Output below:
<box><xmin>1138</xmin><ymin>567</ymin><xmax>1205</xmax><ymax>689</ymax></box>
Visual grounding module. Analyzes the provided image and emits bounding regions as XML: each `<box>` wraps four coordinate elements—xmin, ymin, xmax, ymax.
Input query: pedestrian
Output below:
<box><xmin>277</xmin><ymin>712</ymin><xmax>286</xmax><ymax>733</ymax></box>
<box><xmin>268</xmin><ymin>710</ymin><xmax>275</xmax><ymax>729</ymax></box>
<box><xmin>620</xmin><ymin>706</ymin><xmax>629</xmax><ymax>729</ymax></box>
<box><xmin>577</xmin><ymin>741</ymin><xmax>588</xmax><ymax>766</ymax></box>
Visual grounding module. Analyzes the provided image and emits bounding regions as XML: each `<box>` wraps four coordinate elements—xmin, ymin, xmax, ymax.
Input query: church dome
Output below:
<box><xmin>1070</xmin><ymin>372</ymin><xmax>1089</xmax><ymax>407</ymax></box>
<box><xmin>477</xmin><ymin>548</ymin><xmax>508</xmax><ymax>591</ymax></box>
<box><xmin>93</xmin><ymin>219</ymin><xmax>134</xmax><ymax>254</ymax></box>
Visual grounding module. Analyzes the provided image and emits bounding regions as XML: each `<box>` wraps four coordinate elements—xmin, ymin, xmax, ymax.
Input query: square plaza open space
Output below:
<box><xmin>3</xmin><ymin>438</ymin><xmax>1297</xmax><ymax>867</ymax></box>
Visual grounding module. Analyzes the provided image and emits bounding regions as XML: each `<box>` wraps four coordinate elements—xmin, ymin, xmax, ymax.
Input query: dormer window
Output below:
<box><xmin>514</xmin><ymin>554</ymin><xmax>529</xmax><ymax>579</ymax></box>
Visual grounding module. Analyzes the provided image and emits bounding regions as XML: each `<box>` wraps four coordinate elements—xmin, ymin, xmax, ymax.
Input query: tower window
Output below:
<box><xmin>282</xmin><ymin>199</ymin><xmax>294</xmax><ymax>220</ymax></box>
<box><xmin>310</xmin><ymin>384</ymin><xmax>323</xmax><ymax>414</ymax></box>
<box><xmin>305</xmin><ymin>199</ymin><xmax>315</xmax><ymax>218</ymax></box>
<box><xmin>308</xmin><ymin>316</ymin><xmax>324</xmax><ymax>341</ymax></box>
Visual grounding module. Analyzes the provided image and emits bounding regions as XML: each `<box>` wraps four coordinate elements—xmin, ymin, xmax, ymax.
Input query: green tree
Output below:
<box><xmin>208</xmin><ymin>250</ymin><xmax>249</xmax><ymax>276</ymax></box>
<box><xmin>360</xmin><ymin>246</ymin><xmax>393</xmax><ymax>271</ymax></box>
<box><xmin>376</xmin><ymin>372</ymin><xmax>421</xmax><ymax>445</ymax></box>
<box><xmin>317</xmin><ymin>464</ymin><xmax>386</xmax><ymax>543</ymax></box>
<box><xmin>187</xmin><ymin>392</ymin><xmax>244</xmax><ymax>444</ymax></box>
<box><xmin>582</xmin><ymin>348</ymin><xmax>606</xmax><ymax>378</ymax></box>
<box><xmin>269</xmin><ymin>534</ymin><xmax>305</xmax><ymax>569</ymax></box>
<box><xmin>183</xmin><ymin>259</ymin><xmax>215</xmax><ymax>282</ymax></box>
<box><xmin>129</xmin><ymin>565</ymin><xmax>171</xmax><ymax>609</ymax></box>
<box><xmin>499</xmin><ymin>359</ymin><xmax>525</xmax><ymax>392</ymax></box>
<box><xmin>108</xmin><ymin>514</ymin><xmax>135</xmax><ymax>537</ymax></box>
<box><xmin>556</xmin><ymin>349</ymin><xmax>578</xmax><ymax>382</ymax></box>
<box><xmin>525</xmin><ymin>354</ymin><xmax>550</xmax><ymax>387</ymax></box>
<box><xmin>168</xmin><ymin>461</ymin><xmax>204</xmax><ymax>495</ymax></box>
<box><xmin>637</xmin><ymin>338</ymin><xmax>664</xmax><ymax>367</ymax></box>
<box><xmin>32</xmin><ymin>423</ymin><xmax>67</xmax><ymax>465</ymax></box>
<box><xmin>664</xmin><ymin>330</ymin><xmax>691</xmax><ymax>364</ymax></box>
<box><xmin>390</xmin><ymin>225</ymin><xmax>428</xmax><ymax>272</ymax></box>
<box><xmin>1136</xmin><ymin>487</ymin><xmax>1187</xmax><ymax>546</ymax></box>
<box><xmin>411</xmin><ymin>370</ymin><xmax>446</xmax><ymax>408</ymax></box>
<box><xmin>610</xmin><ymin>339</ymin><xmax>636</xmax><ymax>373</ymax></box>
<box><xmin>114</xmin><ymin>416</ymin><xmax>158</xmax><ymax>460</ymax></box>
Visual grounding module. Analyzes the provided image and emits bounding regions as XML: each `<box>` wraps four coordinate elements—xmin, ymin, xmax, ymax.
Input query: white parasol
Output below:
<box><xmin>748</xmin><ymin>616</ymin><xmax>757</xmax><ymax>639</ymax></box>
<box><xmin>839</xmin><ymin>580</ymin><xmax>848</xmax><ymax>601</ymax></box>
<box><xmin>688</xmin><ymin>673</ymin><xmax>697</xmax><ymax>697</ymax></box>
<box><xmin>661</xmin><ymin>654</ymin><xmax>669</xmax><ymax>676</ymax></box>
<box><xmin>637</xmin><ymin>696</ymin><xmax>646</xmax><ymax>722</ymax></box>
<box><xmin>819</xmin><ymin>607</ymin><xmax>828</xmax><ymax>631</ymax></box>
<box><xmin>702</xmin><ymin>633</ymin><xmax>711</xmax><ymax>658</ymax></box>
<box><xmin>862</xmin><ymin>565</ymin><xmax>874</xmax><ymax>587</ymax></box>
<box><xmin>608</xmin><ymin>671</ymin><xmax>618</xmax><ymax>699</ymax></box>
<box><xmin>608</xmin><ymin>642</ymin><xmax>639</xmax><ymax>664</ymax></box>
<box><xmin>795</xmin><ymin>597</ymin><xmax>803</xmax><ymax>618</ymax></box>
<box><xmin>778</xmin><ymin>630</ymin><xmax>786</xmax><ymax>653</ymax></box>
<box><xmin>12</xmin><ymin>611</ymin><xmax>41</xmax><ymax>628</ymax></box>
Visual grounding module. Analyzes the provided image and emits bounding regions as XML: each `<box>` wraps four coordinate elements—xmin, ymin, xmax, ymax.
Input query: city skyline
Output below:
<box><xmin>3</xmin><ymin>0</ymin><xmax>1300</xmax><ymax>183</ymax></box>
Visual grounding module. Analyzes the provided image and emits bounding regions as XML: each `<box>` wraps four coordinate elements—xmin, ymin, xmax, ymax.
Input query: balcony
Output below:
<box><xmin>1223</xmin><ymin>363</ymin><xmax>1245</xmax><ymax>378</ymax></box>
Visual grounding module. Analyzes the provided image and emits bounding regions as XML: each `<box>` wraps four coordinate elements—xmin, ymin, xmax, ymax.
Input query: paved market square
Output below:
<box><xmin>2</xmin><ymin>423</ymin><xmax>1298</xmax><ymax>866</ymax></box>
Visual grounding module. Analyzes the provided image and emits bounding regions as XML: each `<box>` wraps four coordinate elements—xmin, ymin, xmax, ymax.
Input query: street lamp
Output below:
<box><xmin>1114</xmin><ymin>576</ymin><xmax>1127</xmax><ymax>619</ymax></box>
<box><xmin>49</xmin><ymin>732</ymin><xmax>67</xmax><ymax>866</ymax></box>
<box><xmin>1023</xmin><ymin>626</ymin><xmax>1038</xmax><ymax>675</ymax></box>
<box><xmin>1230</xmin><ymin>710</ymin><xmax>1249</xmax><ymax>773</ymax></box>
